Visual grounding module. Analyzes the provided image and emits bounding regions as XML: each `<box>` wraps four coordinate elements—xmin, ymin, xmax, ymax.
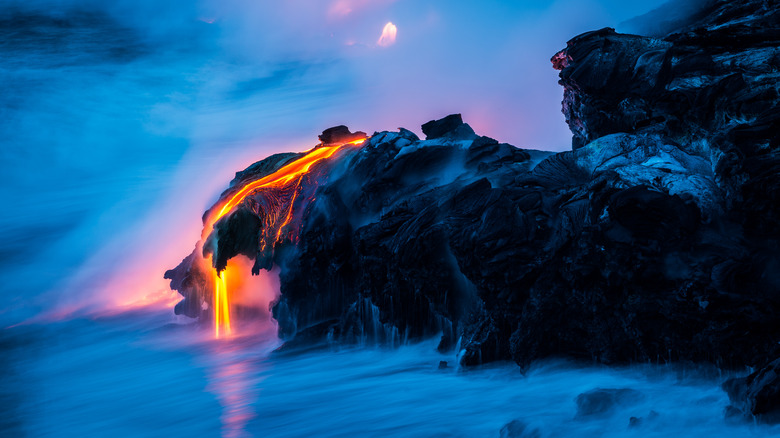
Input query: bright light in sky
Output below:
<box><xmin>377</xmin><ymin>21</ymin><xmax>398</xmax><ymax>47</ymax></box>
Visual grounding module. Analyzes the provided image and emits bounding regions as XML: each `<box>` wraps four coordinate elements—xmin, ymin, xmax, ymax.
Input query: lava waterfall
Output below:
<box><xmin>165</xmin><ymin>126</ymin><xmax>367</xmax><ymax>337</ymax></box>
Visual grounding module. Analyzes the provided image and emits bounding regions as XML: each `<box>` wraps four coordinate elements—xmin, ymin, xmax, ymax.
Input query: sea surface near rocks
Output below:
<box><xmin>3</xmin><ymin>311</ymin><xmax>778</xmax><ymax>437</ymax></box>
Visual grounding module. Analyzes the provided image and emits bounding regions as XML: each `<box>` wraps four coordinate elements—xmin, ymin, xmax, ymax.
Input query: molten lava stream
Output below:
<box><xmin>206</xmin><ymin>137</ymin><xmax>366</xmax><ymax>339</ymax></box>
<box><xmin>214</xmin><ymin>269</ymin><xmax>231</xmax><ymax>338</ymax></box>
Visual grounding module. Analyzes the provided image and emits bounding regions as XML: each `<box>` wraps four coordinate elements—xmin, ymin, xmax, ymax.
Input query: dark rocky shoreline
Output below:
<box><xmin>166</xmin><ymin>0</ymin><xmax>780</xmax><ymax>422</ymax></box>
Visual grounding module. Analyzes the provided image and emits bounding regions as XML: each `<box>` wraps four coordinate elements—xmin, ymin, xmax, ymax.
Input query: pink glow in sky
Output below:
<box><xmin>328</xmin><ymin>0</ymin><xmax>398</xmax><ymax>19</ymax></box>
<box><xmin>377</xmin><ymin>22</ymin><xmax>398</xmax><ymax>47</ymax></box>
<box><xmin>191</xmin><ymin>0</ymin><xmax>669</xmax><ymax>150</ymax></box>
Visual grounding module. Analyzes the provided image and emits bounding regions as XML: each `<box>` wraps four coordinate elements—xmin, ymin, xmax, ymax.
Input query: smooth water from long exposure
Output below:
<box><xmin>3</xmin><ymin>1</ymin><xmax>773</xmax><ymax>436</ymax></box>
<box><xmin>4</xmin><ymin>313</ymin><xmax>780</xmax><ymax>437</ymax></box>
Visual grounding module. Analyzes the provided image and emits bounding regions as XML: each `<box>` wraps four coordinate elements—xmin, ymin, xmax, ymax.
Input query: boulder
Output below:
<box><xmin>421</xmin><ymin>114</ymin><xmax>476</xmax><ymax>140</ymax></box>
<box><xmin>724</xmin><ymin>358</ymin><xmax>780</xmax><ymax>423</ymax></box>
<box><xmin>575</xmin><ymin>388</ymin><xmax>644</xmax><ymax>417</ymax></box>
<box><xmin>499</xmin><ymin>420</ymin><xmax>541</xmax><ymax>438</ymax></box>
<box><xmin>318</xmin><ymin>125</ymin><xmax>367</xmax><ymax>144</ymax></box>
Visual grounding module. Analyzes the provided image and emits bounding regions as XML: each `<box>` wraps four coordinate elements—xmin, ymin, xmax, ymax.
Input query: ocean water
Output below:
<box><xmin>4</xmin><ymin>311</ymin><xmax>779</xmax><ymax>437</ymax></box>
<box><xmin>3</xmin><ymin>1</ymin><xmax>773</xmax><ymax>437</ymax></box>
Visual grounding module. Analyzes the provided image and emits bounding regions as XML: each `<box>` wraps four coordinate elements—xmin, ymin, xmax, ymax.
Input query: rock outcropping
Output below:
<box><xmin>166</xmin><ymin>0</ymin><xmax>779</xmax><ymax>422</ymax></box>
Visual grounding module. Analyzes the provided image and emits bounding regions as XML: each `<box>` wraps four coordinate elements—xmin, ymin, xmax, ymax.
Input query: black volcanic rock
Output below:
<box><xmin>165</xmin><ymin>251</ymin><xmax>211</xmax><ymax>318</ymax></box>
<box><xmin>167</xmin><ymin>0</ymin><xmax>780</xmax><ymax>411</ymax></box>
<box><xmin>724</xmin><ymin>358</ymin><xmax>780</xmax><ymax>423</ymax></box>
<box><xmin>499</xmin><ymin>420</ymin><xmax>541</xmax><ymax>438</ymax></box>
<box><xmin>421</xmin><ymin>113</ymin><xmax>476</xmax><ymax>140</ymax></box>
<box><xmin>553</xmin><ymin>1</ymin><xmax>780</xmax><ymax>152</ymax></box>
<box><xmin>318</xmin><ymin>125</ymin><xmax>367</xmax><ymax>145</ymax></box>
<box><xmin>575</xmin><ymin>388</ymin><xmax>644</xmax><ymax>417</ymax></box>
<box><xmin>265</xmin><ymin>111</ymin><xmax>777</xmax><ymax>372</ymax></box>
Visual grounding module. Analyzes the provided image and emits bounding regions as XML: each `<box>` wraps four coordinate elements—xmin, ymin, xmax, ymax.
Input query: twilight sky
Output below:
<box><xmin>208</xmin><ymin>0</ymin><xmax>670</xmax><ymax>150</ymax></box>
<box><xmin>98</xmin><ymin>0</ymin><xmax>671</xmax><ymax>150</ymax></box>
<box><xmin>0</xmin><ymin>0</ymin><xmax>670</xmax><ymax>322</ymax></box>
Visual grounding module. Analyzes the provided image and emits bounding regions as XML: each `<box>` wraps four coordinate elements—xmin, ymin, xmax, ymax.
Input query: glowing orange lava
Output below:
<box><xmin>204</xmin><ymin>137</ymin><xmax>366</xmax><ymax>338</ymax></box>
<box><xmin>214</xmin><ymin>269</ymin><xmax>232</xmax><ymax>338</ymax></box>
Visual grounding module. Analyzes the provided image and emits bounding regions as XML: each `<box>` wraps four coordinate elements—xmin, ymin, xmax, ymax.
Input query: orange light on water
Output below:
<box><xmin>206</xmin><ymin>137</ymin><xmax>366</xmax><ymax>338</ymax></box>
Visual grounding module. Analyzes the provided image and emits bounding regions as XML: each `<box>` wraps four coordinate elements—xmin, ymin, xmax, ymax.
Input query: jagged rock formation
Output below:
<box><xmin>555</xmin><ymin>0</ymin><xmax>780</xmax><ymax>152</ymax></box>
<box><xmin>273</xmin><ymin>118</ymin><xmax>547</xmax><ymax>351</ymax></box>
<box><xmin>548</xmin><ymin>0</ymin><xmax>780</xmax><ymax>420</ymax></box>
<box><xmin>724</xmin><ymin>358</ymin><xmax>780</xmax><ymax>423</ymax></box>
<box><xmin>166</xmin><ymin>0</ymin><xmax>780</xmax><ymax>423</ymax></box>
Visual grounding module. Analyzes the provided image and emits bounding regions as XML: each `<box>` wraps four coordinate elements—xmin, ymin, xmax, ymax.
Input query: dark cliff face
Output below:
<box><xmin>555</xmin><ymin>0</ymin><xmax>780</xmax><ymax>152</ymax></box>
<box><xmin>273</xmin><ymin>120</ymin><xmax>545</xmax><ymax>352</ymax></box>
<box><xmin>266</xmin><ymin>0</ymin><xmax>780</xmax><ymax>369</ymax></box>
<box><xmin>274</xmin><ymin>121</ymin><xmax>777</xmax><ymax>371</ymax></box>
<box><xmin>166</xmin><ymin>0</ymin><xmax>780</xmax><ymax>421</ymax></box>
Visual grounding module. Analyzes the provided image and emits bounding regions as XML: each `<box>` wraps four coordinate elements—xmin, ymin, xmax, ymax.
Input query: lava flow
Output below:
<box><xmin>202</xmin><ymin>138</ymin><xmax>368</xmax><ymax>238</ymax></box>
<box><xmin>214</xmin><ymin>270</ymin><xmax>230</xmax><ymax>338</ymax></box>
<box><xmin>177</xmin><ymin>133</ymin><xmax>367</xmax><ymax>338</ymax></box>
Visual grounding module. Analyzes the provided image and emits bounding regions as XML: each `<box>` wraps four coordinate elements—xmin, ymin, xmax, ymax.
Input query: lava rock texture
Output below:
<box><xmin>167</xmin><ymin>0</ymin><xmax>780</xmax><ymax>422</ymax></box>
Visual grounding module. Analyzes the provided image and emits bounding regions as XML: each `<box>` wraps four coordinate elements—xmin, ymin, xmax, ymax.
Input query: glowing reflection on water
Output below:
<box><xmin>4</xmin><ymin>311</ymin><xmax>780</xmax><ymax>437</ymax></box>
<box><xmin>207</xmin><ymin>344</ymin><xmax>263</xmax><ymax>438</ymax></box>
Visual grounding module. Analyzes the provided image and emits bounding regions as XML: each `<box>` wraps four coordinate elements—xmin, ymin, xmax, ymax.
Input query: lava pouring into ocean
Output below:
<box><xmin>166</xmin><ymin>128</ymin><xmax>367</xmax><ymax>338</ymax></box>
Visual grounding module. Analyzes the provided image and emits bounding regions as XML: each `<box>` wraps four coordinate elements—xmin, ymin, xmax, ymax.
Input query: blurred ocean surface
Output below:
<box><xmin>4</xmin><ymin>310</ymin><xmax>780</xmax><ymax>437</ymax></box>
